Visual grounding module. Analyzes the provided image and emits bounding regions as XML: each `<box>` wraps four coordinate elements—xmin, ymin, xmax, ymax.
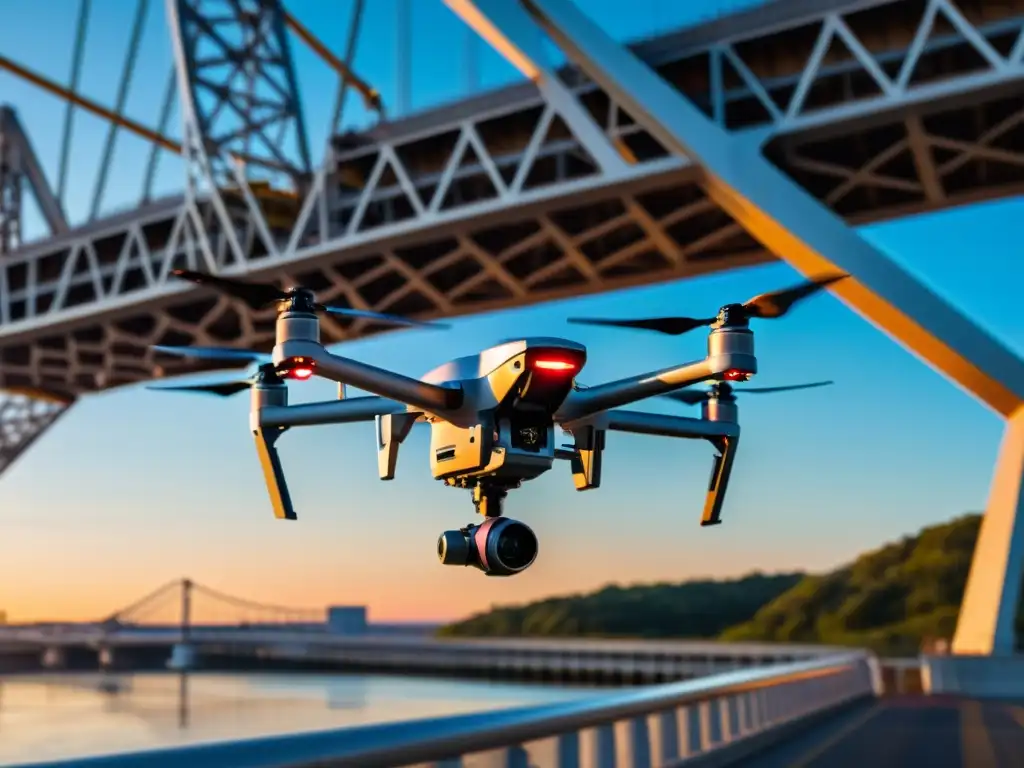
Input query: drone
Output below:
<box><xmin>150</xmin><ymin>268</ymin><xmax>846</xmax><ymax>577</ymax></box>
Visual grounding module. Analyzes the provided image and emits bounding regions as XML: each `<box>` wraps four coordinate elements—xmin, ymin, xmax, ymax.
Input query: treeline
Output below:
<box><xmin>439</xmin><ymin>514</ymin><xmax>1024</xmax><ymax>655</ymax></box>
<box><xmin>438</xmin><ymin>572</ymin><xmax>804</xmax><ymax>640</ymax></box>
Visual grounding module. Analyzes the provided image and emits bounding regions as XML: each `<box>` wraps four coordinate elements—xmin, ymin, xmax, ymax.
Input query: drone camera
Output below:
<box><xmin>437</xmin><ymin>517</ymin><xmax>539</xmax><ymax>576</ymax></box>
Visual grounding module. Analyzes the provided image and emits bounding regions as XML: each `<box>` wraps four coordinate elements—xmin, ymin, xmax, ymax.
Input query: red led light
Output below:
<box><xmin>723</xmin><ymin>369</ymin><xmax>751</xmax><ymax>382</ymax></box>
<box><xmin>280</xmin><ymin>357</ymin><xmax>316</xmax><ymax>381</ymax></box>
<box><xmin>533</xmin><ymin>359</ymin><xmax>577</xmax><ymax>372</ymax></box>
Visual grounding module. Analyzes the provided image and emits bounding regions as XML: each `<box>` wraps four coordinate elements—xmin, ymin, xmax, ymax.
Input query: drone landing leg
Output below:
<box><xmin>571</xmin><ymin>425</ymin><xmax>605</xmax><ymax>491</ymax></box>
<box><xmin>701</xmin><ymin>435</ymin><xmax>739</xmax><ymax>527</ymax></box>
<box><xmin>253</xmin><ymin>426</ymin><xmax>297</xmax><ymax>520</ymax></box>
<box><xmin>376</xmin><ymin>412</ymin><xmax>419</xmax><ymax>481</ymax></box>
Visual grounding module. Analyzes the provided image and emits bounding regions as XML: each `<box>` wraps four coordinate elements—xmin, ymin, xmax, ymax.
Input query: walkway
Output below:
<box><xmin>747</xmin><ymin>696</ymin><xmax>1024</xmax><ymax>767</ymax></box>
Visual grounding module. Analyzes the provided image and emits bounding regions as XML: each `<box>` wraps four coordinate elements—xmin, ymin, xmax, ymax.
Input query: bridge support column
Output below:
<box><xmin>98</xmin><ymin>646</ymin><xmax>115</xmax><ymax>670</ymax></box>
<box><xmin>41</xmin><ymin>647</ymin><xmax>65</xmax><ymax>670</ymax></box>
<box><xmin>167</xmin><ymin>578</ymin><xmax>197</xmax><ymax>671</ymax></box>
<box><xmin>167</xmin><ymin>643</ymin><xmax>198</xmax><ymax>671</ymax></box>
<box><xmin>953</xmin><ymin>407</ymin><xmax>1024</xmax><ymax>655</ymax></box>
<box><xmin>448</xmin><ymin>0</ymin><xmax>1024</xmax><ymax>661</ymax></box>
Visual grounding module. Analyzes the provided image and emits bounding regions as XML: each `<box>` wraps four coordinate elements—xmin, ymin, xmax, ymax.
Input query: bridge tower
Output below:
<box><xmin>168</xmin><ymin>578</ymin><xmax>196</xmax><ymax>671</ymax></box>
<box><xmin>0</xmin><ymin>106</ymin><xmax>69</xmax><ymax>255</ymax></box>
<box><xmin>164</xmin><ymin>0</ymin><xmax>313</xmax><ymax>273</ymax></box>
<box><xmin>442</xmin><ymin>0</ymin><xmax>1024</xmax><ymax>673</ymax></box>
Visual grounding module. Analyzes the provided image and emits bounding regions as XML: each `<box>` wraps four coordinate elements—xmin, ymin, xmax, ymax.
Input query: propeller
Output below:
<box><xmin>171</xmin><ymin>269</ymin><xmax>450</xmax><ymax>329</ymax></box>
<box><xmin>663</xmin><ymin>379</ymin><xmax>834</xmax><ymax>405</ymax></box>
<box><xmin>147</xmin><ymin>353</ymin><xmax>293</xmax><ymax>397</ymax></box>
<box><xmin>147</xmin><ymin>379</ymin><xmax>255</xmax><ymax>397</ymax></box>
<box><xmin>148</xmin><ymin>346</ymin><xmax>281</xmax><ymax>397</ymax></box>
<box><xmin>152</xmin><ymin>345</ymin><xmax>270</xmax><ymax>364</ymax></box>
<box><xmin>567</xmin><ymin>273</ymin><xmax>848</xmax><ymax>337</ymax></box>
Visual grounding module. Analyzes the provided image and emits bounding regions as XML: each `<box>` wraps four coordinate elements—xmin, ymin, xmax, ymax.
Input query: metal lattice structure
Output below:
<box><xmin>0</xmin><ymin>392</ymin><xmax>69</xmax><ymax>475</ymax></box>
<box><xmin>0</xmin><ymin>0</ymin><xmax>1022</xmax><ymax>399</ymax></box>
<box><xmin>1</xmin><ymin>0</ymin><xmax>1024</xmax><ymax>656</ymax></box>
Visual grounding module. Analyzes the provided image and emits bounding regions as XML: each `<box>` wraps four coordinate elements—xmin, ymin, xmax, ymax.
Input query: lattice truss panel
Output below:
<box><xmin>1</xmin><ymin>0</ymin><xmax>1023</xmax><ymax>406</ymax></box>
<box><xmin>0</xmin><ymin>91</ymin><xmax>718</xmax><ymax>397</ymax></box>
<box><xmin>637</xmin><ymin>0</ymin><xmax>1024</xmax><ymax>132</ymax></box>
<box><xmin>171</xmin><ymin>0</ymin><xmax>312</xmax><ymax>185</ymax></box>
<box><xmin>658</xmin><ymin>0</ymin><xmax>1024</xmax><ymax>217</ymax></box>
<box><xmin>0</xmin><ymin>393</ymin><xmax>69</xmax><ymax>474</ymax></box>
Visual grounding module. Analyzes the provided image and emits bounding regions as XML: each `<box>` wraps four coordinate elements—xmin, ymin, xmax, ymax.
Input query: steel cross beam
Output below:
<box><xmin>445</xmin><ymin>0</ymin><xmax>1024</xmax><ymax>655</ymax></box>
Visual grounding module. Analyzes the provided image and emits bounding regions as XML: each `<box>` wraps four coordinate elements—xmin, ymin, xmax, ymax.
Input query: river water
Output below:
<box><xmin>0</xmin><ymin>672</ymin><xmax>594</xmax><ymax>765</ymax></box>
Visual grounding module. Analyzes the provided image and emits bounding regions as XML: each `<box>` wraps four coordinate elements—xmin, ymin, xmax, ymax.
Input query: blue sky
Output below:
<box><xmin>0</xmin><ymin>1</ymin><xmax>1020</xmax><ymax>624</ymax></box>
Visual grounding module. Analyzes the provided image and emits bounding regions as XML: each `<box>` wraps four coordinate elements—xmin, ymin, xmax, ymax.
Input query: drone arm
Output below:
<box><xmin>556</xmin><ymin>358</ymin><xmax>716</xmax><ymax>422</ymax></box>
<box><xmin>258</xmin><ymin>396</ymin><xmax>410</xmax><ymax>429</ymax></box>
<box><xmin>575</xmin><ymin>409</ymin><xmax>741</xmax><ymax>527</ymax></box>
<box><xmin>602</xmin><ymin>409</ymin><xmax>738</xmax><ymax>440</ymax></box>
<box><xmin>277</xmin><ymin>342</ymin><xmax>461</xmax><ymax>415</ymax></box>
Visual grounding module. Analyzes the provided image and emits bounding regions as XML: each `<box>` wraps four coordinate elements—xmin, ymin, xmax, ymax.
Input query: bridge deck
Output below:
<box><xmin>748</xmin><ymin>696</ymin><xmax>1024</xmax><ymax>767</ymax></box>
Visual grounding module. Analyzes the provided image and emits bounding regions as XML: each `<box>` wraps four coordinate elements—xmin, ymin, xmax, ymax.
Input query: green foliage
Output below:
<box><xmin>721</xmin><ymin>513</ymin><xmax>1024</xmax><ymax>655</ymax></box>
<box><xmin>438</xmin><ymin>513</ymin><xmax>1024</xmax><ymax>655</ymax></box>
<box><xmin>437</xmin><ymin>572</ymin><xmax>803</xmax><ymax>639</ymax></box>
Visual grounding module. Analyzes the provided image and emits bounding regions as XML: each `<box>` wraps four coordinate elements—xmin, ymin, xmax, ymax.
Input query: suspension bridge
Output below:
<box><xmin>2</xmin><ymin>0</ymin><xmax>1024</xmax><ymax>764</ymax></box>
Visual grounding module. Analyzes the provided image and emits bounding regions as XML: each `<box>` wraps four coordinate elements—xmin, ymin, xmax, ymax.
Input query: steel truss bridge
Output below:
<box><xmin>0</xmin><ymin>579</ymin><xmax>1021</xmax><ymax>767</ymax></box>
<box><xmin>2</xmin><ymin>0</ymin><xmax>1024</xmax><ymax>749</ymax></box>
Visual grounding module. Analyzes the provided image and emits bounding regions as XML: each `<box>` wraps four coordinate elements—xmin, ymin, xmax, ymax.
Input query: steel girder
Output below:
<box><xmin>0</xmin><ymin>0</ymin><xmax>1022</xmax><ymax>361</ymax></box>
<box><xmin>1</xmin><ymin>0</ymin><xmax>1023</xmax><ymax>508</ymax></box>
<box><xmin>446</xmin><ymin>0</ymin><xmax>1024</xmax><ymax>655</ymax></box>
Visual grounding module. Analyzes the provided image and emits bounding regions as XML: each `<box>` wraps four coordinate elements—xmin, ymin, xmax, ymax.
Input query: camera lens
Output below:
<box><xmin>437</xmin><ymin>530</ymin><xmax>471</xmax><ymax>565</ymax></box>
<box><xmin>494</xmin><ymin>521</ymin><xmax>538</xmax><ymax>571</ymax></box>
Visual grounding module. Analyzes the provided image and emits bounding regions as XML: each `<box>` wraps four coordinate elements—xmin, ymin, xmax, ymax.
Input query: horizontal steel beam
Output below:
<box><xmin>0</xmin><ymin>0</ymin><xmax>1020</xmax><ymax>350</ymax></box>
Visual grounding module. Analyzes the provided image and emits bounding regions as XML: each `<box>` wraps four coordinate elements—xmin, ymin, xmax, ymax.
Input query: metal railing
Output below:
<box><xmin>29</xmin><ymin>653</ymin><xmax>876</xmax><ymax>768</ymax></box>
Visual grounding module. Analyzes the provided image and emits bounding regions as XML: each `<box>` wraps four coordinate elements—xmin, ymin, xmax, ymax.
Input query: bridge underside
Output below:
<box><xmin>0</xmin><ymin>100</ymin><xmax>1021</xmax><ymax>397</ymax></box>
<box><xmin>1</xmin><ymin>0</ymin><xmax>1023</xmax><ymax>406</ymax></box>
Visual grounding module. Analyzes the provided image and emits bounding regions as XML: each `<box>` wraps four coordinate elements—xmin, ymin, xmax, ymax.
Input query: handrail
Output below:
<box><xmin>28</xmin><ymin>652</ymin><xmax>871</xmax><ymax>768</ymax></box>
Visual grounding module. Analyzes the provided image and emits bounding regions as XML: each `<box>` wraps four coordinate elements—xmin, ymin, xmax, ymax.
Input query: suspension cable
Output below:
<box><xmin>330</xmin><ymin>0</ymin><xmax>367</xmax><ymax>133</ymax></box>
<box><xmin>90</xmin><ymin>0</ymin><xmax>150</xmax><ymax>219</ymax></box>
<box><xmin>56</xmin><ymin>0</ymin><xmax>92</xmax><ymax>205</ymax></box>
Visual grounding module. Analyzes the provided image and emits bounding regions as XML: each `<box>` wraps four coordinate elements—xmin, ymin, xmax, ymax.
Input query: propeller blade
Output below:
<box><xmin>661</xmin><ymin>379</ymin><xmax>835</xmax><ymax>405</ymax></box>
<box><xmin>566</xmin><ymin>316</ymin><xmax>716</xmax><ymax>335</ymax></box>
<box><xmin>320</xmin><ymin>305</ymin><xmax>450</xmax><ymax>329</ymax></box>
<box><xmin>742</xmin><ymin>273</ymin><xmax>847</xmax><ymax>320</ymax></box>
<box><xmin>661</xmin><ymin>389</ymin><xmax>709</xmax><ymax>405</ymax></box>
<box><xmin>152</xmin><ymin>345</ymin><xmax>271</xmax><ymax>363</ymax></box>
<box><xmin>172</xmin><ymin>269</ymin><xmax>288</xmax><ymax>311</ymax></box>
<box><xmin>567</xmin><ymin>273</ymin><xmax>847</xmax><ymax>338</ymax></box>
<box><xmin>738</xmin><ymin>380</ymin><xmax>834</xmax><ymax>394</ymax></box>
<box><xmin>147</xmin><ymin>381</ymin><xmax>253</xmax><ymax>397</ymax></box>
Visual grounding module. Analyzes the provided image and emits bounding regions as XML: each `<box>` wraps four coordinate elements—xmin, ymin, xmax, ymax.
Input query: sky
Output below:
<box><xmin>0</xmin><ymin>0</ymin><xmax>1021</xmax><ymax>625</ymax></box>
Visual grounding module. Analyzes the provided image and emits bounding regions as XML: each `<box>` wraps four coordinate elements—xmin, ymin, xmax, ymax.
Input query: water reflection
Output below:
<box><xmin>0</xmin><ymin>671</ymin><xmax>588</xmax><ymax>765</ymax></box>
<box><xmin>87</xmin><ymin>672</ymin><xmax>198</xmax><ymax>729</ymax></box>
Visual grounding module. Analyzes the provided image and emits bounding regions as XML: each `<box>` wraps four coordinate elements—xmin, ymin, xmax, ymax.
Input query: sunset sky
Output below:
<box><xmin>0</xmin><ymin>0</ymin><xmax>1020</xmax><ymax>625</ymax></box>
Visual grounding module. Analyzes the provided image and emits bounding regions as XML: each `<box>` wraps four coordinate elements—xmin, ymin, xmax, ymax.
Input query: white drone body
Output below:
<box><xmin>152</xmin><ymin>270</ymin><xmax>842</xmax><ymax>577</ymax></box>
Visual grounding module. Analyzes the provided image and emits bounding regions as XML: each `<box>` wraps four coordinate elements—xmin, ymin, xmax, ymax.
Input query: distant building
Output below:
<box><xmin>327</xmin><ymin>606</ymin><xmax>367</xmax><ymax>635</ymax></box>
